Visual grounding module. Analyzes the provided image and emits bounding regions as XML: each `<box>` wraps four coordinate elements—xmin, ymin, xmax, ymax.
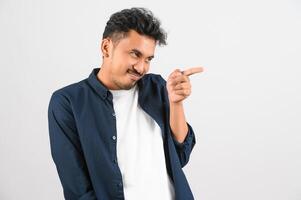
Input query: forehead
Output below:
<box><xmin>115</xmin><ymin>30</ymin><xmax>156</xmax><ymax>56</ymax></box>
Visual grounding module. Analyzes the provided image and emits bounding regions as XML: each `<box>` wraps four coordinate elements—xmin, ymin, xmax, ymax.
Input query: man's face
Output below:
<box><xmin>103</xmin><ymin>30</ymin><xmax>156</xmax><ymax>90</ymax></box>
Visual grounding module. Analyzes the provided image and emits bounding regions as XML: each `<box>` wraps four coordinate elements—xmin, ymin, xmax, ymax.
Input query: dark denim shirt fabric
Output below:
<box><xmin>47</xmin><ymin>68</ymin><xmax>196</xmax><ymax>200</ymax></box>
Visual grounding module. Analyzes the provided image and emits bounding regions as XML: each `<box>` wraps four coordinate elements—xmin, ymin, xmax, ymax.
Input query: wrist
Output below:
<box><xmin>169</xmin><ymin>100</ymin><xmax>183</xmax><ymax>107</ymax></box>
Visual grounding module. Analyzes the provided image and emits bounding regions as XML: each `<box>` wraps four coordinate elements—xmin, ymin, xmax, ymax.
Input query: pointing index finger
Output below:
<box><xmin>182</xmin><ymin>67</ymin><xmax>204</xmax><ymax>76</ymax></box>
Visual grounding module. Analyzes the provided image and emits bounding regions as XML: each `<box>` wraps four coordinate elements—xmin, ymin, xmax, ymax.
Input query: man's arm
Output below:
<box><xmin>169</xmin><ymin>100</ymin><xmax>196</xmax><ymax>168</ymax></box>
<box><xmin>48</xmin><ymin>92</ymin><xmax>97</xmax><ymax>200</ymax></box>
<box><xmin>169</xmin><ymin>101</ymin><xmax>188</xmax><ymax>143</ymax></box>
<box><xmin>170</xmin><ymin>121</ymin><xmax>196</xmax><ymax>168</ymax></box>
<box><xmin>159</xmin><ymin>75</ymin><xmax>197</xmax><ymax>168</ymax></box>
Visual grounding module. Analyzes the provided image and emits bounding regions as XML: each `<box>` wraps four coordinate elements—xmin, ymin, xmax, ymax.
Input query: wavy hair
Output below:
<box><xmin>102</xmin><ymin>7</ymin><xmax>167</xmax><ymax>47</ymax></box>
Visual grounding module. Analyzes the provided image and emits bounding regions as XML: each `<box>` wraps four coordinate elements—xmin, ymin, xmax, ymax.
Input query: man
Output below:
<box><xmin>48</xmin><ymin>7</ymin><xmax>203</xmax><ymax>200</ymax></box>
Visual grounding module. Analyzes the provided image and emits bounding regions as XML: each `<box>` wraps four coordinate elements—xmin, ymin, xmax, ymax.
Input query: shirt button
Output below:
<box><xmin>117</xmin><ymin>182</ymin><xmax>123</xmax><ymax>187</ymax></box>
<box><xmin>112</xmin><ymin>135</ymin><xmax>116</xmax><ymax>140</ymax></box>
<box><xmin>112</xmin><ymin>113</ymin><xmax>116</xmax><ymax>117</ymax></box>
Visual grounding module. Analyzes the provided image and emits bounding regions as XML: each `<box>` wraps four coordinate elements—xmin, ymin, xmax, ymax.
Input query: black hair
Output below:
<box><xmin>102</xmin><ymin>7</ymin><xmax>167</xmax><ymax>47</ymax></box>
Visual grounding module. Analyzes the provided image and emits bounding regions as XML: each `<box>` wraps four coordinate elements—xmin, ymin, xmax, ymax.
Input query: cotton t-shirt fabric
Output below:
<box><xmin>109</xmin><ymin>84</ymin><xmax>175</xmax><ymax>200</ymax></box>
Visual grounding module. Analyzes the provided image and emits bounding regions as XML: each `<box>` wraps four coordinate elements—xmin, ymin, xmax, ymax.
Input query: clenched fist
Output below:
<box><xmin>167</xmin><ymin>67</ymin><xmax>204</xmax><ymax>104</ymax></box>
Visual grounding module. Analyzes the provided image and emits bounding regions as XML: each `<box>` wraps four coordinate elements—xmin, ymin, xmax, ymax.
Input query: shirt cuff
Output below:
<box><xmin>171</xmin><ymin>122</ymin><xmax>194</xmax><ymax>148</ymax></box>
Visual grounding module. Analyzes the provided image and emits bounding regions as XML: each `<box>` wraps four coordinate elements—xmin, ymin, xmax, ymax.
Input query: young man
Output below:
<box><xmin>48</xmin><ymin>7</ymin><xmax>203</xmax><ymax>200</ymax></box>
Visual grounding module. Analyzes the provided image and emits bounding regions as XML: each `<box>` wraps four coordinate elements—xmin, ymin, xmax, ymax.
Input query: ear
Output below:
<box><xmin>101</xmin><ymin>38</ymin><xmax>113</xmax><ymax>58</ymax></box>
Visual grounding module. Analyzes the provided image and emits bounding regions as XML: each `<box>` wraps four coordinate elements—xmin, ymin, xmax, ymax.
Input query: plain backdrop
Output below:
<box><xmin>0</xmin><ymin>0</ymin><xmax>300</xmax><ymax>199</ymax></box>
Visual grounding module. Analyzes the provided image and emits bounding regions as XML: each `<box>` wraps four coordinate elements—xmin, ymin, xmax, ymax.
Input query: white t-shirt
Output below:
<box><xmin>110</xmin><ymin>84</ymin><xmax>175</xmax><ymax>200</ymax></box>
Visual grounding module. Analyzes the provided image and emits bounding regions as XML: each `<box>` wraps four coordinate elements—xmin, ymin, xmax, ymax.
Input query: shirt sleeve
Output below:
<box><xmin>170</xmin><ymin>122</ymin><xmax>196</xmax><ymax>168</ymax></box>
<box><xmin>158</xmin><ymin>74</ymin><xmax>197</xmax><ymax>168</ymax></box>
<box><xmin>48</xmin><ymin>92</ymin><xmax>97</xmax><ymax>200</ymax></box>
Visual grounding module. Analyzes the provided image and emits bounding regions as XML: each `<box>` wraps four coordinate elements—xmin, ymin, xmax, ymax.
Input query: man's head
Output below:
<box><xmin>98</xmin><ymin>7</ymin><xmax>167</xmax><ymax>90</ymax></box>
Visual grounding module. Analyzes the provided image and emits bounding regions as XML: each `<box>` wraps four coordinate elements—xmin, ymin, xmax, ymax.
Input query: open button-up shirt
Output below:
<box><xmin>47</xmin><ymin>68</ymin><xmax>196</xmax><ymax>200</ymax></box>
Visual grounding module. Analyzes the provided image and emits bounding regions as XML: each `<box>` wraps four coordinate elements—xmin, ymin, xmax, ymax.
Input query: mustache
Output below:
<box><xmin>128</xmin><ymin>69</ymin><xmax>143</xmax><ymax>77</ymax></box>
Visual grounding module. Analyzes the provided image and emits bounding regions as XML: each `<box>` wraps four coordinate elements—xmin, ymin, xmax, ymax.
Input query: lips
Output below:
<box><xmin>127</xmin><ymin>70</ymin><xmax>142</xmax><ymax>81</ymax></box>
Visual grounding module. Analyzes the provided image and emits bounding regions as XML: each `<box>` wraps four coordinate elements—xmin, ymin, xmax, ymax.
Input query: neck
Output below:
<box><xmin>96</xmin><ymin>64</ymin><xmax>115</xmax><ymax>90</ymax></box>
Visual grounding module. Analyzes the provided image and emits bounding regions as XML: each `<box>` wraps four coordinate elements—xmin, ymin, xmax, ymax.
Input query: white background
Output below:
<box><xmin>0</xmin><ymin>0</ymin><xmax>300</xmax><ymax>199</ymax></box>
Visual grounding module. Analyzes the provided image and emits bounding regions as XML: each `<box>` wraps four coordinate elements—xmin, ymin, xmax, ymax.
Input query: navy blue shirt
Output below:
<box><xmin>48</xmin><ymin>68</ymin><xmax>196</xmax><ymax>200</ymax></box>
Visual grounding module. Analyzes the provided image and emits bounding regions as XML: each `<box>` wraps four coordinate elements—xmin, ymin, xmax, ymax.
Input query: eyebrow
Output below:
<box><xmin>131</xmin><ymin>48</ymin><xmax>154</xmax><ymax>59</ymax></box>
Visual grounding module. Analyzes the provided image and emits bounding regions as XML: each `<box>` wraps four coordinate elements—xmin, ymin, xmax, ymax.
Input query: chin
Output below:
<box><xmin>124</xmin><ymin>82</ymin><xmax>136</xmax><ymax>90</ymax></box>
<box><xmin>115</xmin><ymin>80</ymin><xmax>135</xmax><ymax>90</ymax></box>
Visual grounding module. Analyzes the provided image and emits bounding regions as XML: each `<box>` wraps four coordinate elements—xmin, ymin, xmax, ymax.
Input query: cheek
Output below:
<box><xmin>115</xmin><ymin>64</ymin><xmax>131</xmax><ymax>77</ymax></box>
<box><xmin>127</xmin><ymin>58</ymin><xmax>138</xmax><ymax>67</ymax></box>
<box><xmin>146</xmin><ymin>64</ymin><xmax>150</xmax><ymax>71</ymax></box>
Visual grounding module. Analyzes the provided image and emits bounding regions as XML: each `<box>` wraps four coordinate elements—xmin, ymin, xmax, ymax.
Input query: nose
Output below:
<box><xmin>132</xmin><ymin>62</ymin><xmax>145</xmax><ymax>76</ymax></box>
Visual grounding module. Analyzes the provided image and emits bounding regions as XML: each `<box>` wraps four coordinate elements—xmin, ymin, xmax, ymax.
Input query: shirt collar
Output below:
<box><xmin>87</xmin><ymin>67</ymin><xmax>144</xmax><ymax>100</ymax></box>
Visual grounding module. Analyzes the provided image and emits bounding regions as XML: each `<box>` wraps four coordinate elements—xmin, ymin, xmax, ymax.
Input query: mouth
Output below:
<box><xmin>127</xmin><ymin>70</ymin><xmax>142</xmax><ymax>81</ymax></box>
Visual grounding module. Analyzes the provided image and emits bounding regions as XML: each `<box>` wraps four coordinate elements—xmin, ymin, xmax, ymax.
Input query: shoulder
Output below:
<box><xmin>142</xmin><ymin>73</ymin><xmax>167</xmax><ymax>86</ymax></box>
<box><xmin>139</xmin><ymin>73</ymin><xmax>169</xmax><ymax>103</ymax></box>
<box><xmin>48</xmin><ymin>78</ymin><xmax>87</xmax><ymax>111</ymax></box>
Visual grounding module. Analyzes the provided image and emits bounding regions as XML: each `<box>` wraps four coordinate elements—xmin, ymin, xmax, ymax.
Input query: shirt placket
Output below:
<box><xmin>106</xmin><ymin>92</ymin><xmax>125</xmax><ymax>199</ymax></box>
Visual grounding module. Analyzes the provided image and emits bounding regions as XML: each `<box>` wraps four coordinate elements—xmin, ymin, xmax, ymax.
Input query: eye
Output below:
<box><xmin>130</xmin><ymin>51</ymin><xmax>139</xmax><ymax>58</ymax></box>
<box><xmin>146</xmin><ymin>58</ymin><xmax>152</xmax><ymax>63</ymax></box>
